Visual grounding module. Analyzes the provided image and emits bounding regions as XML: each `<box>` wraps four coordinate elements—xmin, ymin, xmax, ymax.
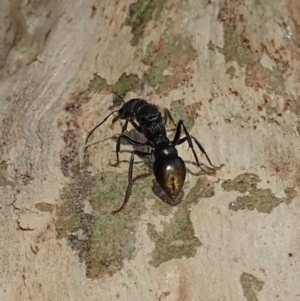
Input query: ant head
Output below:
<box><xmin>153</xmin><ymin>155</ymin><xmax>186</xmax><ymax>199</ymax></box>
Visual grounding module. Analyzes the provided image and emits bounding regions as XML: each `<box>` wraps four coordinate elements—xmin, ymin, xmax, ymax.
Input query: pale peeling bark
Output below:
<box><xmin>0</xmin><ymin>0</ymin><xmax>300</xmax><ymax>300</ymax></box>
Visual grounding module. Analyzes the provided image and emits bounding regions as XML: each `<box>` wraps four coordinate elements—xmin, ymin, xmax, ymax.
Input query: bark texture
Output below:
<box><xmin>0</xmin><ymin>0</ymin><xmax>300</xmax><ymax>300</ymax></box>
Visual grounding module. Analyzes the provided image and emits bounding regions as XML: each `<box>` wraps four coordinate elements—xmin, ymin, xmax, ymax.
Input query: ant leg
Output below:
<box><xmin>111</xmin><ymin>150</ymin><xmax>151</xmax><ymax>214</ymax></box>
<box><xmin>176</xmin><ymin>136</ymin><xmax>223</xmax><ymax>170</ymax></box>
<box><xmin>172</xmin><ymin>120</ymin><xmax>184</xmax><ymax>145</ymax></box>
<box><xmin>190</xmin><ymin>136</ymin><xmax>223</xmax><ymax>169</ymax></box>
<box><xmin>122</xmin><ymin>120</ymin><xmax>143</xmax><ymax>133</ymax></box>
<box><xmin>163</xmin><ymin>109</ymin><xmax>177</xmax><ymax>127</ymax></box>
<box><xmin>113</xmin><ymin>119</ymin><xmax>142</xmax><ymax>134</ymax></box>
<box><xmin>172</xmin><ymin>120</ymin><xmax>203</xmax><ymax>167</ymax></box>
<box><xmin>121</xmin><ymin>120</ymin><xmax>129</xmax><ymax>133</ymax></box>
<box><xmin>129</xmin><ymin>119</ymin><xmax>143</xmax><ymax>133</ymax></box>
<box><xmin>109</xmin><ymin>134</ymin><xmax>151</xmax><ymax>167</ymax></box>
<box><xmin>172</xmin><ymin>120</ymin><xmax>222</xmax><ymax>169</ymax></box>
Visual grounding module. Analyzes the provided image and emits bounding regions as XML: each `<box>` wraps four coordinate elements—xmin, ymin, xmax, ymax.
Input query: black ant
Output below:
<box><xmin>85</xmin><ymin>93</ymin><xmax>223</xmax><ymax>214</ymax></box>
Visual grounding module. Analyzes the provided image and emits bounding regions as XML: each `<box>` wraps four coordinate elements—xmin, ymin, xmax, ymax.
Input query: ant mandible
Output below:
<box><xmin>85</xmin><ymin>93</ymin><xmax>223</xmax><ymax>214</ymax></box>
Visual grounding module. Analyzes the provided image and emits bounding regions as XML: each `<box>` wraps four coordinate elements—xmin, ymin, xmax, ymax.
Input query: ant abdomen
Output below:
<box><xmin>153</xmin><ymin>155</ymin><xmax>186</xmax><ymax>200</ymax></box>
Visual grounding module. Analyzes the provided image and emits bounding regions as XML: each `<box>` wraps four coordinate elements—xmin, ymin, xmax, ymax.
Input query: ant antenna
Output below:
<box><xmin>112</xmin><ymin>91</ymin><xmax>125</xmax><ymax>104</ymax></box>
<box><xmin>84</xmin><ymin>109</ymin><xmax>119</xmax><ymax>147</ymax></box>
<box><xmin>84</xmin><ymin>92</ymin><xmax>126</xmax><ymax>148</ymax></box>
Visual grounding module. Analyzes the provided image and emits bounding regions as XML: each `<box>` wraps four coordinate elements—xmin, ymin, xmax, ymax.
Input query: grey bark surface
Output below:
<box><xmin>0</xmin><ymin>0</ymin><xmax>300</xmax><ymax>300</ymax></box>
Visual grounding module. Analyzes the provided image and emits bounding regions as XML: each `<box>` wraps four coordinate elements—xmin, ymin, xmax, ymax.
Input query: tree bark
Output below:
<box><xmin>0</xmin><ymin>0</ymin><xmax>300</xmax><ymax>300</ymax></box>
